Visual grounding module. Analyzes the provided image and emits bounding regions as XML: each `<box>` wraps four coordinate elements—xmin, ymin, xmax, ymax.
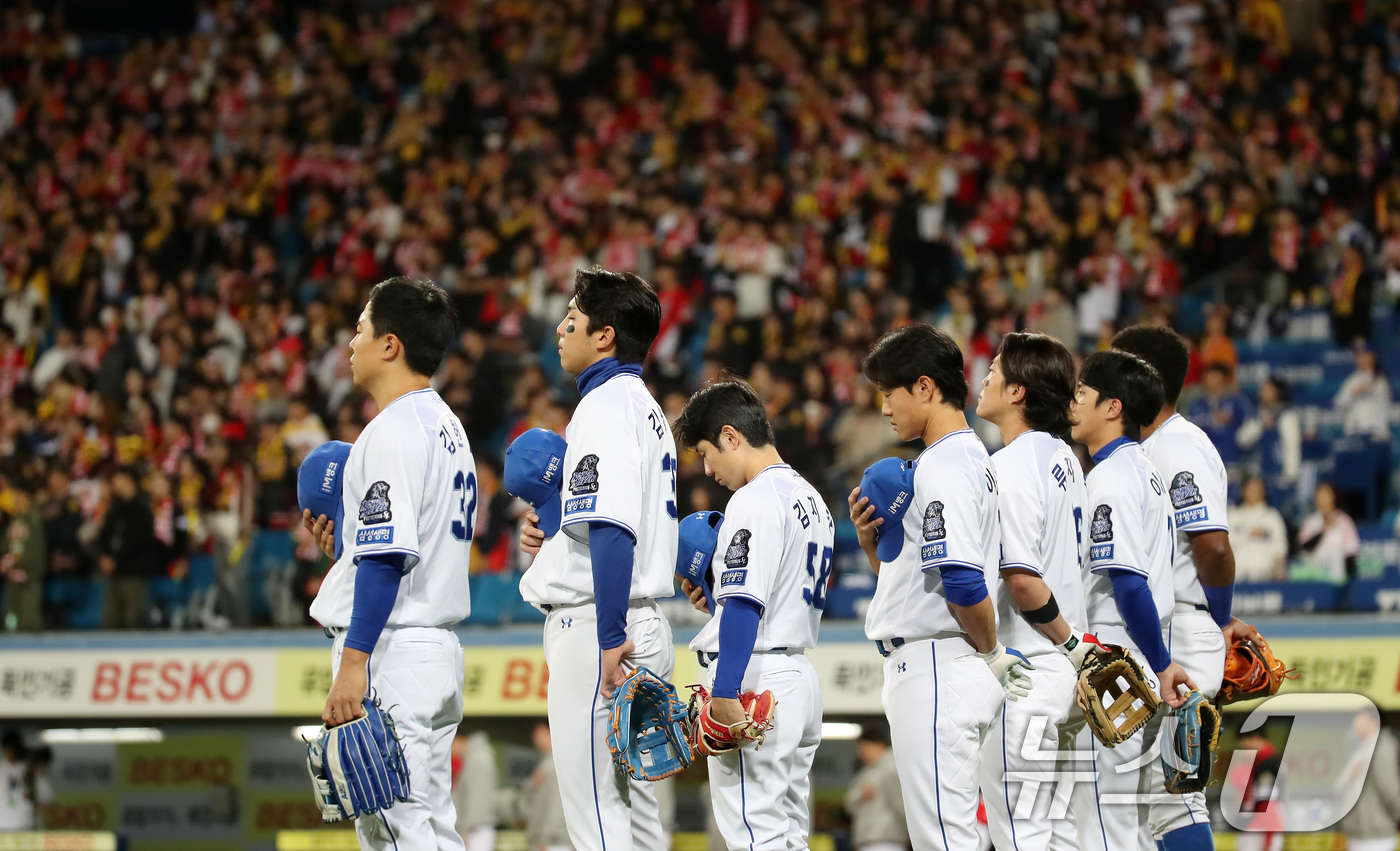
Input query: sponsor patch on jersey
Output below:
<box><xmin>1089</xmin><ymin>504</ymin><xmax>1113</xmax><ymax>543</ymax></box>
<box><xmin>1175</xmin><ymin>506</ymin><xmax>1209</xmax><ymax>525</ymax></box>
<box><xmin>922</xmin><ymin>501</ymin><xmax>946</xmax><ymax>541</ymax></box>
<box><xmin>358</xmin><ymin>481</ymin><xmax>392</xmax><ymax>525</ymax></box>
<box><xmin>725</xmin><ymin>529</ymin><xmax>751</xmax><ymax>568</ymax></box>
<box><xmin>1089</xmin><ymin>543</ymin><xmax>1114</xmax><ymax>561</ymax></box>
<box><xmin>563</xmin><ymin>495</ymin><xmax>596</xmax><ymax>515</ymax></box>
<box><xmin>720</xmin><ymin>569</ymin><xmax>747</xmax><ymax>587</ymax></box>
<box><xmin>1170</xmin><ymin>472</ymin><xmax>1203</xmax><ymax>509</ymax></box>
<box><xmin>569</xmin><ymin>454</ymin><xmax>600</xmax><ymax>495</ymax></box>
<box><xmin>356</xmin><ymin>527</ymin><xmax>394</xmax><ymax>546</ymax></box>
<box><xmin>921</xmin><ymin>542</ymin><xmax>947</xmax><ymax>562</ymax></box>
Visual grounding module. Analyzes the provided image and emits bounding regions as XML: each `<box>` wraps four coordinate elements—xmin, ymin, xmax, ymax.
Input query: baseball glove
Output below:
<box><xmin>1161</xmin><ymin>690</ymin><xmax>1221</xmax><ymax>794</ymax></box>
<box><xmin>1217</xmin><ymin>635</ymin><xmax>1295</xmax><ymax>706</ymax></box>
<box><xmin>687</xmin><ymin>684</ymin><xmax>777</xmax><ymax>758</ymax></box>
<box><xmin>606</xmin><ymin>667</ymin><xmax>694</xmax><ymax>781</ymax></box>
<box><xmin>305</xmin><ymin>697</ymin><xmax>411</xmax><ymax>822</ymax></box>
<box><xmin>1076</xmin><ymin>644</ymin><xmax>1161</xmax><ymax>748</ymax></box>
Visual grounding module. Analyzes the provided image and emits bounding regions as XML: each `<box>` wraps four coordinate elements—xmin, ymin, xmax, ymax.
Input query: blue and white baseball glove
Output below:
<box><xmin>305</xmin><ymin>696</ymin><xmax>412</xmax><ymax>821</ymax></box>
<box><xmin>1161</xmin><ymin>690</ymin><xmax>1221</xmax><ymax>794</ymax></box>
<box><xmin>606</xmin><ymin>667</ymin><xmax>694</xmax><ymax>781</ymax></box>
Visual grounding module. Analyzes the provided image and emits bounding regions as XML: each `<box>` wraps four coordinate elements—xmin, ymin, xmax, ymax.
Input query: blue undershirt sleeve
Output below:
<box><xmin>940</xmin><ymin>563</ymin><xmax>990</xmax><ymax>607</ymax></box>
<box><xmin>345</xmin><ymin>553</ymin><xmax>408</xmax><ymax>655</ymax></box>
<box><xmin>1108</xmin><ymin>568</ymin><xmax>1172</xmax><ymax>673</ymax></box>
<box><xmin>590</xmin><ymin>522</ymin><xmax>635</xmax><ymax>651</ymax></box>
<box><xmin>1202</xmin><ymin>583</ymin><xmax>1233</xmax><ymax>629</ymax></box>
<box><xmin>713</xmin><ymin>597</ymin><xmax>762</xmax><ymax>699</ymax></box>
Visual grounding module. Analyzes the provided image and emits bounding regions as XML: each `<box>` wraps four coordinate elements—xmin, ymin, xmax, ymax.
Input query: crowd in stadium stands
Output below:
<box><xmin>0</xmin><ymin>0</ymin><xmax>1398</xmax><ymax>630</ymax></box>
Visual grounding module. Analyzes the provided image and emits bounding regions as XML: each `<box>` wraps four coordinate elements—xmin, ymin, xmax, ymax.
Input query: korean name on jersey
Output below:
<box><xmin>1140</xmin><ymin>414</ymin><xmax>1229</xmax><ymax>608</ymax></box>
<box><xmin>992</xmin><ymin>431</ymin><xmax>1089</xmax><ymax>657</ymax></box>
<box><xmin>692</xmin><ymin>465</ymin><xmax>835</xmax><ymax>654</ymax></box>
<box><xmin>309</xmin><ymin>388</ymin><xmax>476</xmax><ymax>628</ymax></box>
<box><xmin>864</xmin><ymin>430</ymin><xmax>1001</xmax><ymax>642</ymax></box>
<box><xmin>519</xmin><ymin>372</ymin><xmax>679</xmax><ymax>607</ymax></box>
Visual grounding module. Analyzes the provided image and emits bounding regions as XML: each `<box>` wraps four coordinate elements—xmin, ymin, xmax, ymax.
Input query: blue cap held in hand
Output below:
<box><xmin>297</xmin><ymin>440</ymin><xmax>351</xmax><ymax>560</ymax></box>
<box><xmin>504</xmin><ymin>428</ymin><xmax>568</xmax><ymax>538</ymax></box>
<box><xmin>859</xmin><ymin>457</ymin><xmax>916</xmax><ymax>563</ymax></box>
<box><xmin>677</xmin><ymin>511</ymin><xmax>724</xmax><ymax>612</ymax></box>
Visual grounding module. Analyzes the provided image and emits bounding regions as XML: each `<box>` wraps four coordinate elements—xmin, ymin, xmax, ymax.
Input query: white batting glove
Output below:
<box><xmin>1057</xmin><ymin>632</ymin><xmax>1106</xmax><ymax>670</ymax></box>
<box><xmin>980</xmin><ymin>643</ymin><xmax>1035</xmax><ymax>702</ymax></box>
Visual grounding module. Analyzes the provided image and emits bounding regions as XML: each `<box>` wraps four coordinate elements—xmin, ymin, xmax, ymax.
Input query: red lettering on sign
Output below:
<box><xmin>220</xmin><ymin>661</ymin><xmax>251</xmax><ymax>701</ymax></box>
<box><xmin>129</xmin><ymin>756</ymin><xmax>232</xmax><ymax>785</ymax></box>
<box><xmin>157</xmin><ymin>661</ymin><xmax>182</xmax><ymax>702</ymax></box>
<box><xmin>188</xmin><ymin>661</ymin><xmax>216</xmax><ymax>700</ymax></box>
<box><xmin>86</xmin><ymin>660</ymin><xmax>256</xmax><ymax>705</ymax></box>
<box><xmin>502</xmin><ymin>659</ymin><xmax>533</xmax><ymax>700</ymax></box>
<box><xmin>256</xmin><ymin>800</ymin><xmax>324</xmax><ymax>830</ymax></box>
<box><xmin>126</xmin><ymin>661</ymin><xmax>153</xmax><ymax>702</ymax></box>
<box><xmin>539</xmin><ymin>664</ymin><xmax>550</xmax><ymax>699</ymax></box>
<box><xmin>92</xmin><ymin>662</ymin><xmax>121</xmax><ymax>702</ymax></box>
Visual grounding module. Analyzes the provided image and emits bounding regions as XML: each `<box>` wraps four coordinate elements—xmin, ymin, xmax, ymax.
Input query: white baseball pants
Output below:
<box><xmin>331</xmin><ymin>626</ymin><xmax>467</xmax><ymax>851</ymax></box>
<box><xmin>543</xmin><ymin>600</ymin><xmax>675</xmax><ymax>851</ymax></box>
<box><xmin>882</xmin><ymin>636</ymin><xmax>1004</xmax><ymax>851</ymax></box>
<box><xmin>703</xmin><ymin>650</ymin><xmax>823</xmax><ymax>851</ymax></box>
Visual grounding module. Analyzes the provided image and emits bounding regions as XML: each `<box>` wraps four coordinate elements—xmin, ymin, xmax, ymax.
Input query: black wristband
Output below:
<box><xmin>1022</xmin><ymin>593</ymin><xmax>1060</xmax><ymax>625</ymax></box>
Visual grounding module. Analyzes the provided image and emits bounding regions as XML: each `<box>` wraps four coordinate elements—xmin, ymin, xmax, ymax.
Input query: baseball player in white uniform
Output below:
<box><xmin>973</xmin><ymin>332</ymin><xmax>1095</xmax><ymax>851</ymax></box>
<box><xmin>302</xmin><ymin>276</ymin><xmax>474</xmax><ymax>851</ymax></box>
<box><xmin>848</xmin><ymin>324</ymin><xmax>1035</xmax><ymax>851</ymax></box>
<box><xmin>1066</xmin><ymin>351</ymin><xmax>1195</xmax><ymax>851</ymax></box>
<box><xmin>672</xmin><ymin>379</ymin><xmax>828</xmax><ymax>851</ymax></box>
<box><xmin>1115</xmin><ymin>326</ymin><xmax>1261</xmax><ymax>850</ymax></box>
<box><xmin>516</xmin><ymin>267</ymin><xmax>677</xmax><ymax>851</ymax></box>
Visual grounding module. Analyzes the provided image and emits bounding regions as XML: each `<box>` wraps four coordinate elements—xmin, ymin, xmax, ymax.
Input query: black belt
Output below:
<box><xmin>324</xmin><ymin>626</ymin><xmax>344</xmax><ymax>639</ymax></box>
<box><xmin>696</xmin><ymin>648</ymin><xmax>788</xmax><ymax>669</ymax></box>
<box><xmin>1193</xmin><ymin>603</ymin><xmax>1209</xmax><ymax>612</ymax></box>
<box><xmin>875</xmin><ymin>638</ymin><xmax>906</xmax><ymax>657</ymax></box>
<box><xmin>540</xmin><ymin>604</ymin><xmax>554</xmax><ymax>612</ymax></box>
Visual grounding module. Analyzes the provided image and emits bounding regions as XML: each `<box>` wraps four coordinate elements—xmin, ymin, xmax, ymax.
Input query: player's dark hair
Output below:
<box><xmin>1078</xmin><ymin>351</ymin><xmax>1164</xmax><ymax>442</ymax></box>
<box><xmin>573</xmin><ymin>265</ymin><xmax>661</xmax><ymax>364</ymax></box>
<box><xmin>673</xmin><ymin>379</ymin><xmax>774</xmax><ymax>451</ymax></box>
<box><xmin>367</xmin><ymin>276</ymin><xmax>459</xmax><ymax>377</ymax></box>
<box><xmin>1111</xmin><ymin>325</ymin><xmax>1189</xmax><ymax>405</ymax></box>
<box><xmin>996</xmin><ymin>331</ymin><xmax>1075</xmax><ymax>438</ymax></box>
<box><xmin>862</xmin><ymin>323</ymin><xmax>968</xmax><ymax>409</ymax></box>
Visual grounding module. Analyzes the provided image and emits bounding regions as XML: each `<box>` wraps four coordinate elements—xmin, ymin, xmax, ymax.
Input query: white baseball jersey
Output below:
<box><xmin>864</xmin><ymin>429</ymin><xmax>1001</xmax><ymax>642</ymax></box>
<box><xmin>991</xmin><ymin>430</ymin><xmax>1089</xmax><ymax>657</ymax></box>
<box><xmin>310</xmin><ymin>388</ymin><xmax>475</xmax><ymax>628</ymax></box>
<box><xmin>1141</xmin><ymin>413</ymin><xmax>1230</xmax><ymax>608</ymax></box>
<box><xmin>691</xmin><ymin>464</ymin><xmax>834</xmax><ymax>654</ymax></box>
<box><xmin>1081</xmin><ymin>438</ymin><xmax>1174</xmax><ymax>647</ymax></box>
<box><xmin>519</xmin><ymin>372</ymin><xmax>679</xmax><ymax>606</ymax></box>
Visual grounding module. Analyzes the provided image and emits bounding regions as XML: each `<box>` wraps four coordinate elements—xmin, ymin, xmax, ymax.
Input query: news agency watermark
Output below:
<box><xmin>998</xmin><ymin>693</ymin><xmax>1382</xmax><ymax>831</ymax></box>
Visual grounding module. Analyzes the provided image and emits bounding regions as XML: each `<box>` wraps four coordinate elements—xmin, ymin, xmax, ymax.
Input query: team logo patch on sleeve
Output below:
<box><xmin>1169</xmin><ymin>472</ymin><xmax>1203</xmax><ymax>509</ymax></box>
<box><xmin>1089</xmin><ymin>504</ymin><xmax>1113</xmax><ymax>543</ymax></box>
<box><xmin>569</xmin><ymin>454</ymin><xmax>600</xmax><ymax>495</ymax></box>
<box><xmin>356</xmin><ymin>527</ymin><xmax>394</xmax><ymax>546</ymax></box>
<box><xmin>358</xmin><ymin>482</ymin><xmax>392</xmax><ymax>525</ymax></box>
<box><xmin>922</xmin><ymin>501</ymin><xmax>946</xmax><ymax>541</ymax></box>
<box><xmin>725</xmin><ymin>529</ymin><xmax>751</xmax><ymax>568</ymax></box>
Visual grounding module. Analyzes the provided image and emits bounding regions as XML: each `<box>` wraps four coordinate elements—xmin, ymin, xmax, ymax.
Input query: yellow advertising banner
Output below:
<box><xmin>1224</xmin><ymin>636</ymin><xmax>1400</xmax><ymax>712</ymax></box>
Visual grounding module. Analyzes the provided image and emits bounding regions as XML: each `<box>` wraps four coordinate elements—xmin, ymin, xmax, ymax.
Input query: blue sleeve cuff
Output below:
<box><xmin>1108</xmin><ymin>569</ymin><xmax>1171</xmax><ymax>673</ymax></box>
<box><xmin>940</xmin><ymin>563</ymin><xmax>990</xmax><ymax>607</ymax></box>
<box><xmin>713</xmin><ymin>597</ymin><xmax>762</xmax><ymax>699</ymax></box>
<box><xmin>1202</xmin><ymin>583</ymin><xmax>1233</xmax><ymax>629</ymax></box>
<box><xmin>345</xmin><ymin>553</ymin><xmax>407</xmax><ymax>655</ymax></box>
<box><xmin>590</xmin><ymin>522</ymin><xmax>636</xmax><ymax>651</ymax></box>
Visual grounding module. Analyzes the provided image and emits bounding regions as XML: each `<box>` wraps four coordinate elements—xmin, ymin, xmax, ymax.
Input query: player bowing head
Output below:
<box><xmin>305</xmin><ymin>275</ymin><xmax>476</xmax><ymax>851</ymax></box>
<box><xmin>672</xmin><ymin>378</ymin><xmax>828</xmax><ymax>851</ymax></box>
<box><xmin>850</xmin><ymin>323</ymin><xmax>1034</xmax><ymax>851</ymax></box>
<box><xmin>1064</xmin><ymin>351</ymin><xmax>1192</xmax><ymax>851</ymax></box>
<box><xmin>973</xmin><ymin>332</ymin><xmax>1095</xmax><ymax>851</ymax></box>
<box><xmin>518</xmin><ymin>265</ymin><xmax>679</xmax><ymax>851</ymax></box>
<box><xmin>1114</xmin><ymin>325</ymin><xmax>1247</xmax><ymax>849</ymax></box>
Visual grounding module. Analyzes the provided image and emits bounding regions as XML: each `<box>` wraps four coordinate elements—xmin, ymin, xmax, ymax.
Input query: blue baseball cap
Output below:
<box><xmin>297</xmin><ymin>440</ymin><xmax>351</xmax><ymax>560</ymax></box>
<box><xmin>860</xmin><ymin>457</ymin><xmax>916</xmax><ymax>563</ymax></box>
<box><xmin>504</xmin><ymin>429</ymin><xmax>568</xmax><ymax>538</ymax></box>
<box><xmin>676</xmin><ymin>511</ymin><xmax>723</xmax><ymax>612</ymax></box>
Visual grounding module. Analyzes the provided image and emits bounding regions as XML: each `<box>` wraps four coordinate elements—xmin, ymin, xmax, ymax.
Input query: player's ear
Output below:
<box><xmin>594</xmin><ymin>323</ymin><xmax>616</xmax><ymax>353</ymax></box>
<box><xmin>1008</xmin><ymin>382</ymin><xmax>1026</xmax><ymax>405</ymax></box>
<box><xmin>720</xmin><ymin>424</ymin><xmax>741</xmax><ymax>451</ymax></box>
